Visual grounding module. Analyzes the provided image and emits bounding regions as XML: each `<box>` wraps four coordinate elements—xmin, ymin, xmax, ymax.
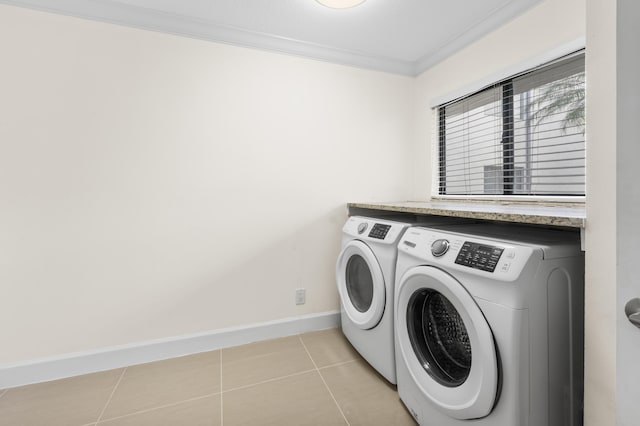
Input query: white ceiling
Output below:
<box><xmin>1</xmin><ymin>0</ymin><xmax>542</xmax><ymax>75</ymax></box>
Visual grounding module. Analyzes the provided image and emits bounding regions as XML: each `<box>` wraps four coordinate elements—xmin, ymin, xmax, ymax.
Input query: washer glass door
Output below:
<box><xmin>336</xmin><ymin>240</ymin><xmax>385</xmax><ymax>330</ymax></box>
<box><xmin>407</xmin><ymin>288</ymin><xmax>472</xmax><ymax>388</ymax></box>
<box><xmin>396</xmin><ymin>266</ymin><xmax>498</xmax><ymax>420</ymax></box>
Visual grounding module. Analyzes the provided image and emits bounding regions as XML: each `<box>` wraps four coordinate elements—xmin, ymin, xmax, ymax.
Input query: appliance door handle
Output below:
<box><xmin>625</xmin><ymin>298</ymin><xmax>640</xmax><ymax>329</ymax></box>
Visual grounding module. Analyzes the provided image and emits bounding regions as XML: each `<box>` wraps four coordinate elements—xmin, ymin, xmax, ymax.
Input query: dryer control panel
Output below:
<box><xmin>342</xmin><ymin>216</ymin><xmax>408</xmax><ymax>245</ymax></box>
<box><xmin>455</xmin><ymin>242</ymin><xmax>504</xmax><ymax>273</ymax></box>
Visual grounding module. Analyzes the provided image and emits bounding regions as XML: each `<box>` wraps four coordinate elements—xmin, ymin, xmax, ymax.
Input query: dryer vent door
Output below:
<box><xmin>336</xmin><ymin>240</ymin><xmax>385</xmax><ymax>330</ymax></box>
<box><xmin>396</xmin><ymin>266</ymin><xmax>498</xmax><ymax>420</ymax></box>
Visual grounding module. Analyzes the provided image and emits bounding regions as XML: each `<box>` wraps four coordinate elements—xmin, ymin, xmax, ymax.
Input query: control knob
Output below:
<box><xmin>431</xmin><ymin>239</ymin><xmax>450</xmax><ymax>257</ymax></box>
<box><xmin>357</xmin><ymin>222</ymin><xmax>368</xmax><ymax>234</ymax></box>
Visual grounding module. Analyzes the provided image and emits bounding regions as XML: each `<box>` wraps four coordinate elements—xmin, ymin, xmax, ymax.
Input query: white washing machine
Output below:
<box><xmin>336</xmin><ymin>215</ymin><xmax>459</xmax><ymax>384</ymax></box>
<box><xmin>394</xmin><ymin>224</ymin><xmax>584</xmax><ymax>426</ymax></box>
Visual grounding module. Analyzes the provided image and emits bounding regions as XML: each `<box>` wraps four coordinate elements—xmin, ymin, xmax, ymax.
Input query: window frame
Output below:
<box><xmin>432</xmin><ymin>50</ymin><xmax>586</xmax><ymax>204</ymax></box>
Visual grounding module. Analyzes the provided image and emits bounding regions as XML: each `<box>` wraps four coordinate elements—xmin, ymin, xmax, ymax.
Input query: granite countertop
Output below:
<box><xmin>348</xmin><ymin>200</ymin><xmax>586</xmax><ymax>228</ymax></box>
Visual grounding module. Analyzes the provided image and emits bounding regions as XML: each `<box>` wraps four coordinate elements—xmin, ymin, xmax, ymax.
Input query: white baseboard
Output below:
<box><xmin>0</xmin><ymin>311</ymin><xmax>340</xmax><ymax>389</ymax></box>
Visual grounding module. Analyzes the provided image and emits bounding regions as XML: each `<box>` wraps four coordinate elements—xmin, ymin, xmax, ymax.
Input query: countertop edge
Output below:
<box><xmin>348</xmin><ymin>201</ymin><xmax>586</xmax><ymax>229</ymax></box>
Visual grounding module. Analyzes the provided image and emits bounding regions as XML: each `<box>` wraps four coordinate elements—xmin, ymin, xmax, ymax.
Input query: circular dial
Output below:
<box><xmin>431</xmin><ymin>239</ymin><xmax>450</xmax><ymax>257</ymax></box>
<box><xmin>357</xmin><ymin>223</ymin><xmax>368</xmax><ymax>234</ymax></box>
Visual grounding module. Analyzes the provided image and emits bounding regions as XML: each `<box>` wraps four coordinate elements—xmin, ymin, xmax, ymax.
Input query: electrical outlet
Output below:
<box><xmin>295</xmin><ymin>288</ymin><xmax>306</xmax><ymax>305</ymax></box>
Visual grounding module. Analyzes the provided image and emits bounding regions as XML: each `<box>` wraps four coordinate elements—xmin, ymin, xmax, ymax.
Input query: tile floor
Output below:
<box><xmin>0</xmin><ymin>328</ymin><xmax>417</xmax><ymax>426</ymax></box>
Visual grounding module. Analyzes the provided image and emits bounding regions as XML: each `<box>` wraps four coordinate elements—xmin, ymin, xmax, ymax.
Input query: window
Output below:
<box><xmin>437</xmin><ymin>51</ymin><xmax>585</xmax><ymax>197</ymax></box>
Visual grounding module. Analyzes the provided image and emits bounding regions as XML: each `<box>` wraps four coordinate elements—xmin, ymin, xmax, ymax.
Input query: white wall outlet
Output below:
<box><xmin>295</xmin><ymin>288</ymin><xmax>306</xmax><ymax>305</ymax></box>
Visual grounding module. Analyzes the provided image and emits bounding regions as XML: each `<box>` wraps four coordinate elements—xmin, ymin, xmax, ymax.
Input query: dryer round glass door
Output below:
<box><xmin>336</xmin><ymin>240</ymin><xmax>385</xmax><ymax>330</ymax></box>
<box><xmin>396</xmin><ymin>266</ymin><xmax>498</xmax><ymax>420</ymax></box>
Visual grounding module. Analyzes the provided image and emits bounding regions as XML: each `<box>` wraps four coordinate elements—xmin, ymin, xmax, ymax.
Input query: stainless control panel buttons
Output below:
<box><xmin>455</xmin><ymin>241</ymin><xmax>504</xmax><ymax>273</ymax></box>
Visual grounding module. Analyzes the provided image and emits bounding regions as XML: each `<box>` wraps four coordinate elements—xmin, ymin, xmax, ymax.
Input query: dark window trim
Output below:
<box><xmin>501</xmin><ymin>81</ymin><xmax>515</xmax><ymax>195</ymax></box>
<box><xmin>438</xmin><ymin>107</ymin><xmax>446</xmax><ymax>195</ymax></box>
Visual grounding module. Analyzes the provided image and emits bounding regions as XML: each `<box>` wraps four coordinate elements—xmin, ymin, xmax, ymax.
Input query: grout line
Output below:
<box><xmin>317</xmin><ymin>359</ymin><xmax>359</xmax><ymax>371</ymax></box>
<box><xmin>95</xmin><ymin>367</ymin><xmax>127</xmax><ymax>424</ymax></box>
<box><xmin>222</xmin><ymin>368</ymin><xmax>317</xmax><ymax>394</ymax></box>
<box><xmin>97</xmin><ymin>350</ymin><xmax>225</xmax><ymax>424</ymax></box>
<box><xmin>220</xmin><ymin>349</ymin><xmax>224</xmax><ymax>426</ymax></box>
<box><xmin>99</xmin><ymin>352</ymin><xmax>323</xmax><ymax>426</ymax></box>
<box><xmin>298</xmin><ymin>336</ymin><xmax>351</xmax><ymax>426</ymax></box>
<box><xmin>0</xmin><ymin>389</ymin><xmax>7</xmax><ymax>400</ymax></box>
<box><xmin>95</xmin><ymin>391</ymin><xmax>223</xmax><ymax>424</ymax></box>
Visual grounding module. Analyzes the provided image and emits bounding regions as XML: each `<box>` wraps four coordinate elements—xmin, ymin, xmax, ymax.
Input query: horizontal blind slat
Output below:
<box><xmin>439</xmin><ymin>51</ymin><xmax>586</xmax><ymax>196</ymax></box>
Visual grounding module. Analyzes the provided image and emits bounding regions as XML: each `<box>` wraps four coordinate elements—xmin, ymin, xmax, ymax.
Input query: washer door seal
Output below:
<box><xmin>396</xmin><ymin>266</ymin><xmax>498</xmax><ymax>420</ymax></box>
<box><xmin>336</xmin><ymin>240</ymin><xmax>385</xmax><ymax>330</ymax></box>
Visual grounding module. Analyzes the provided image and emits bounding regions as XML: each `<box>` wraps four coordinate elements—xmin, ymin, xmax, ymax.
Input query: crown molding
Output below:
<box><xmin>413</xmin><ymin>0</ymin><xmax>542</xmax><ymax>75</ymax></box>
<box><xmin>0</xmin><ymin>0</ymin><xmax>416</xmax><ymax>75</ymax></box>
<box><xmin>0</xmin><ymin>0</ymin><xmax>543</xmax><ymax>77</ymax></box>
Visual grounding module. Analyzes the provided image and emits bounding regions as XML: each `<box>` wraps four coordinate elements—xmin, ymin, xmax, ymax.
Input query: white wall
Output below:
<box><xmin>411</xmin><ymin>0</ymin><xmax>586</xmax><ymax>200</ymax></box>
<box><xmin>614</xmin><ymin>1</ymin><xmax>640</xmax><ymax>424</ymax></box>
<box><xmin>584</xmin><ymin>0</ymin><xmax>616</xmax><ymax>424</ymax></box>
<box><xmin>0</xmin><ymin>5</ymin><xmax>414</xmax><ymax>364</ymax></box>
<box><xmin>583</xmin><ymin>1</ymin><xmax>640</xmax><ymax>424</ymax></box>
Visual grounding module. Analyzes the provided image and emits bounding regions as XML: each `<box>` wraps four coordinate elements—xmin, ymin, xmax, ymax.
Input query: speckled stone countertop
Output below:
<box><xmin>348</xmin><ymin>200</ymin><xmax>586</xmax><ymax>228</ymax></box>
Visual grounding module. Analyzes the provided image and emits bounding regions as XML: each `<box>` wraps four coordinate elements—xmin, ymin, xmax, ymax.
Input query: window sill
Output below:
<box><xmin>347</xmin><ymin>200</ymin><xmax>586</xmax><ymax>229</ymax></box>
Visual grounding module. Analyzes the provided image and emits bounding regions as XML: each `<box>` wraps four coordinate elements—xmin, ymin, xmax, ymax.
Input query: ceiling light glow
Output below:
<box><xmin>316</xmin><ymin>0</ymin><xmax>367</xmax><ymax>9</ymax></box>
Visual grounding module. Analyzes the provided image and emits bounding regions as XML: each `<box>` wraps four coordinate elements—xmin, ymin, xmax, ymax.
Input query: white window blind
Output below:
<box><xmin>437</xmin><ymin>51</ymin><xmax>585</xmax><ymax>196</ymax></box>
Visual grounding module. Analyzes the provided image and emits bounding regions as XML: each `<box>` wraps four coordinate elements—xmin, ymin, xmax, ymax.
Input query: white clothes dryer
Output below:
<box><xmin>336</xmin><ymin>215</ymin><xmax>458</xmax><ymax>384</ymax></box>
<box><xmin>394</xmin><ymin>224</ymin><xmax>584</xmax><ymax>426</ymax></box>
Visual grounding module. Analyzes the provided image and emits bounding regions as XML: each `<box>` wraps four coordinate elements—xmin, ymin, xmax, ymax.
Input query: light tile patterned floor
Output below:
<box><xmin>0</xmin><ymin>328</ymin><xmax>416</xmax><ymax>425</ymax></box>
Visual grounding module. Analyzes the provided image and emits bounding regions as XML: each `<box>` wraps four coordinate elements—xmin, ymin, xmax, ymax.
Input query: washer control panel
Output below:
<box><xmin>368</xmin><ymin>223</ymin><xmax>392</xmax><ymax>240</ymax></box>
<box><xmin>455</xmin><ymin>242</ymin><xmax>504</xmax><ymax>273</ymax></box>
<box><xmin>398</xmin><ymin>226</ymin><xmax>536</xmax><ymax>282</ymax></box>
